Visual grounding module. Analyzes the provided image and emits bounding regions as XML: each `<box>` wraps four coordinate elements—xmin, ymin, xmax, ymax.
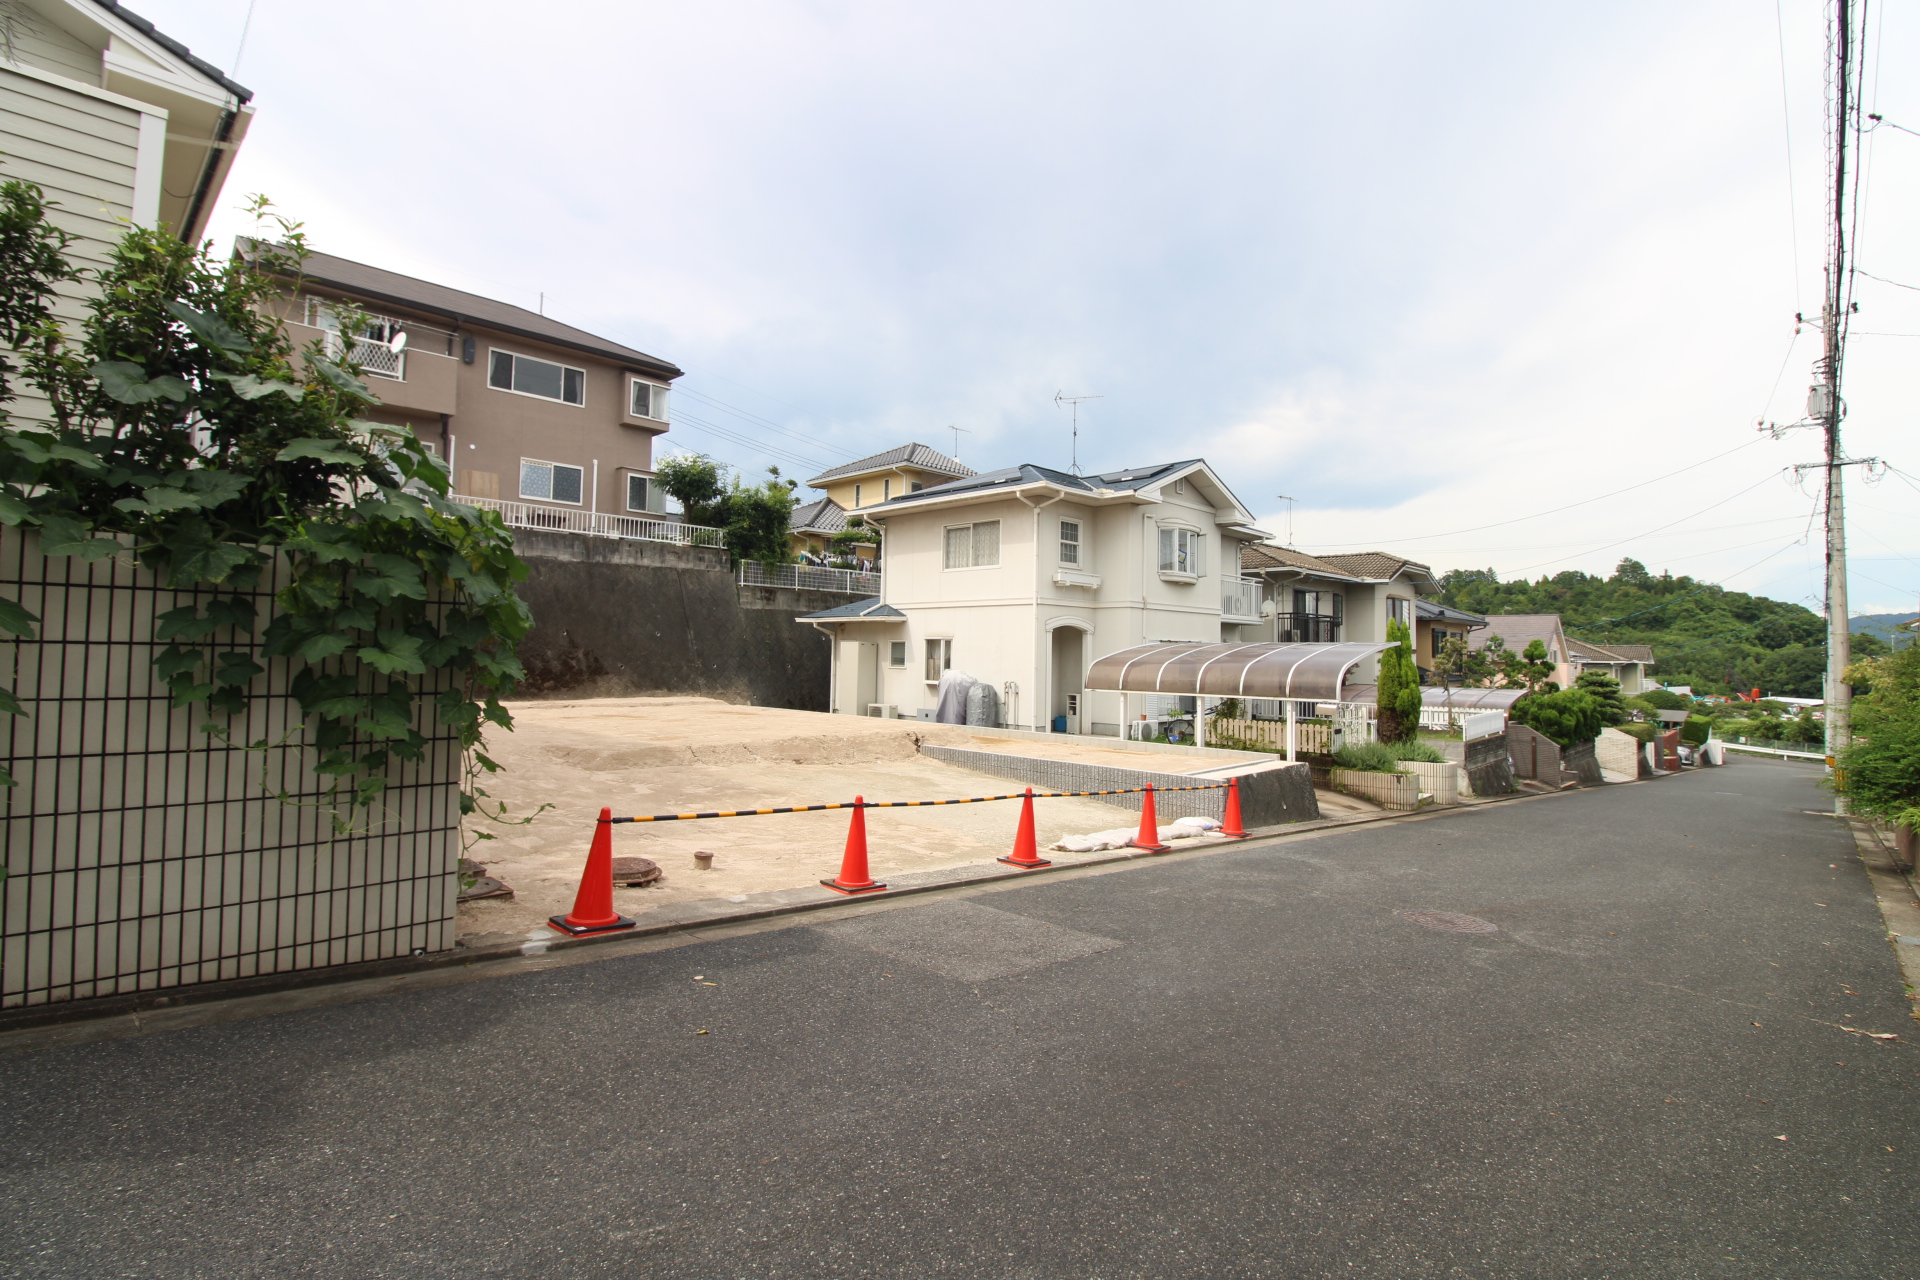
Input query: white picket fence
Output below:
<box><xmin>738</xmin><ymin>560</ymin><xmax>882</xmax><ymax>595</ymax></box>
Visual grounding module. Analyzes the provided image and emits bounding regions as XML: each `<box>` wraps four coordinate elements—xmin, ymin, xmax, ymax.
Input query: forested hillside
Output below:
<box><xmin>1435</xmin><ymin>559</ymin><xmax>1845</xmax><ymax>696</ymax></box>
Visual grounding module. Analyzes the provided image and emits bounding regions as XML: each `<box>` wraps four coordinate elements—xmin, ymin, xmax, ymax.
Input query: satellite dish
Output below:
<box><xmin>388</xmin><ymin>330</ymin><xmax>408</xmax><ymax>354</ymax></box>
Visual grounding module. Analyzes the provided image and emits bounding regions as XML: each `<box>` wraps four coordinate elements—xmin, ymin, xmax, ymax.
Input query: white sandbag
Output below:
<box><xmin>1173</xmin><ymin>816</ymin><xmax>1220</xmax><ymax>830</ymax></box>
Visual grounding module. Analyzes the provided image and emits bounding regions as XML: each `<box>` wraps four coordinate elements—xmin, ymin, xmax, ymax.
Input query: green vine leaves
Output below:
<box><xmin>0</xmin><ymin>179</ymin><xmax>532</xmax><ymax>824</ymax></box>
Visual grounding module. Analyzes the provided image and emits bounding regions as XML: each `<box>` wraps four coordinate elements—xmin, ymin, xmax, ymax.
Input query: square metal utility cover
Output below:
<box><xmin>814</xmin><ymin>899</ymin><xmax>1122</xmax><ymax>982</ymax></box>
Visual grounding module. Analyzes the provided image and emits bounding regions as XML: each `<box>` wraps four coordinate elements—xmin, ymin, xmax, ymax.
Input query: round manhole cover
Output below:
<box><xmin>1397</xmin><ymin>909</ymin><xmax>1498</xmax><ymax>934</ymax></box>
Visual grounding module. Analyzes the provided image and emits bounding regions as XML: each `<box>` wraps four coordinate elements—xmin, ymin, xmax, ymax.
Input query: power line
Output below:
<box><xmin>1505</xmin><ymin>471</ymin><xmax>1788</xmax><ymax>574</ymax></box>
<box><xmin>1303</xmin><ymin>437</ymin><xmax>1767</xmax><ymax>550</ymax></box>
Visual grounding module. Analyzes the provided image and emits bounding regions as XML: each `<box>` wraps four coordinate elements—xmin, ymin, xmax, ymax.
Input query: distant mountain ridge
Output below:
<box><xmin>1850</xmin><ymin>612</ymin><xmax>1918</xmax><ymax>648</ymax></box>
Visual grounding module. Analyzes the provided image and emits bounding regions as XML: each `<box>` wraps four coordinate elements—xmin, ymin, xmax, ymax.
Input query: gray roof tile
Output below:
<box><xmin>806</xmin><ymin>444</ymin><xmax>976</xmax><ymax>487</ymax></box>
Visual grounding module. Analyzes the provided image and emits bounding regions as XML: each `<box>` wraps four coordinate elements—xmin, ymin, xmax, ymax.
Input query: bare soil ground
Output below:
<box><xmin>458</xmin><ymin>698</ymin><xmax>1164</xmax><ymax>938</ymax></box>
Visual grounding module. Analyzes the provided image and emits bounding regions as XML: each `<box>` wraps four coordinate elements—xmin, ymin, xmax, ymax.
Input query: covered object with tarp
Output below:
<box><xmin>1085</xmin><ymin>642</ymin><xmax>1392</xmax><ymax>757</ymax></box>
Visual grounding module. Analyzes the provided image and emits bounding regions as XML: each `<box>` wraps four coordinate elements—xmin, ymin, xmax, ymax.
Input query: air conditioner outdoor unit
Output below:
<box><xmin>866</xmin><ymin>704</ymin><xmax>896</xmax><ymax>719</ymax></box>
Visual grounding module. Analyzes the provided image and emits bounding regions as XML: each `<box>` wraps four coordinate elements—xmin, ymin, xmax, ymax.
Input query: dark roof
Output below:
<box><xmin>92</xmin><ymin>2</ymin><xmax>253</xmax><ymax>101</ymax></box>
<box><xmin>795</xmin><ymin>597</ymin><xmax>904</xmax><ymax>621</ymax></box>
<box><xmin>789</xmin><ymin>497</ymin><xmax>849</xmax><ymax>535</ymax></box>
<box><xmin>807</xmin><ymin>444</ymin><xmax>975</xmax><ymax>488</ymax></box>
<box><xmin>882</xmin><ymin>458</ymin><xmax>1206</xmax><ymax>507</ymax></box>
<box><xmin>1312</xmin><ymin>552</ymin><xmax>1436</xmax><ymax>583</ymax></box>
<box><xmin>1417</xmin><ymin>599</ymin><xmax>1487</xmax><ymax>628</ymax></box>
<box><xmin>238</xmin><ymin>239</ymin><xmax>681</xmax><ymax>379</ymax></box>
<box><xmin>1239</xmin><ymin>543</ymin><xmax>1361</xmax><ymax>580</ymax></box>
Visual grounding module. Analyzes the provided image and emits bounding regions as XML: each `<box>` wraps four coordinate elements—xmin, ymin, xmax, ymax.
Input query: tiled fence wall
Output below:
<box><xmin>0</xmin><ymin>530</ymin><xmax>461</xmax><ymax>1009</ymax></box>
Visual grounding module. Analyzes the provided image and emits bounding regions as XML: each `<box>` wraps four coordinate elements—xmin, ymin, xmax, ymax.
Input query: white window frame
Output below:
<box><xmin>853</xmin><ymin>483</ymin><xmax>863</xmax><ymax>508</ymax></box>
<box><xmin>1156</xmin><ymin>523</ymin><xmax>1204</xmax><ymax>581</ymax></box>
<box><xmin>942</xmin><ymin>520</ymin><xmax>1002</xmax><ymax>570</ymax></box>
<box><xmin>625</xmin><ymin>474</ymin><xmax>650</xmax><ymax>513</ymax></box>
<box><xmin>1059</xmin><ymin>518</ymin><xmax>1082</xmax><ymax>566</ymax></box>
<box><xmin>924</xmin><ymin>637</ymin><xmax>953</xmax><ymax>684</ymax></box>
<box><xmin>629</xmin><ymin>376</ymin><xmax>669</xmax><ymax>422</ymax></box>
<box><xmin>519</xmin><ymin>457</ymin><xmax>585</xmax><ymax>506</ymax></box>
<box><xmin>489</xmin><ymin>347</ymin><xmax>586</xmax><ymax>407</ymax></box>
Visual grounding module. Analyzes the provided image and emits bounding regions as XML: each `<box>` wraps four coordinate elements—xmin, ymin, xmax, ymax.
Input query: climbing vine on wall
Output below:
<box><xmin>0</xmin><ymin>179</ymin><xmax>531</xmax><ymax>825</ymax></box>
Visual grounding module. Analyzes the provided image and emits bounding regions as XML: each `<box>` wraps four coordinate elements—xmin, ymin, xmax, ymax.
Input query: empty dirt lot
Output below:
<box><xmin>457</xmin><ymin>698</ymin><xmax>1239</xmax><ymax>937</ymax></box>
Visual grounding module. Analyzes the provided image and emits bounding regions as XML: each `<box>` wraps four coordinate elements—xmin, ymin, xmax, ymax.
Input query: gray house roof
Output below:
<box><xmin>884</xmin><ymin>458</ymin><xmax>1206</xmax><ymax>505</ymax></box>
<box><xmin>1417</xmin><ymin>599</ymin><xmax>1487</xmax><ymax>628</ymax></box>
<box><xmin>92</xmin><ymin>1</ymin><xmax>254</xmax><ymax>101</ymax></box>
<box><xmin>795</xmin><ymin>597</ymin><xmax>905</xmax><ymax>621</ymax></box>
<box><xmin>789</xmin><ymin>497</ymin><xmax>849</xmax><ymax>536</ymax></box>
<box><xmin>807</xmin><ymin>443</ymin><xmax>975</xmax><ymax>488</ymax></box>
<box><xmin>238</xmin><ymin>238</ymin><xmax>681</xmax><ymax>380</ymax></box>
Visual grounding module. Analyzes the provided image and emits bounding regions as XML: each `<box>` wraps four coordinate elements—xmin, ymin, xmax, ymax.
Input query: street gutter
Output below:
<box><xmin>0</xmin><ymin>778</ymin><xmax>1616</xmax><ymax>1054</ymax></box>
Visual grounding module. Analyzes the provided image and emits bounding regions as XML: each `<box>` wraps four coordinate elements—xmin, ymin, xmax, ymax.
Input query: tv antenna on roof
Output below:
<box><xmin>1275</xmin><ymin>494</ymin><xmax>1295</xmax><ymax>546</ymax></box>
<box><xmin>946</xmin><ymin>424</ymin><xmax>970</xmax><ymax>462</ymax></box>
<box><xmin>1053</xmin><ymin>391</ymin><xmax>1102</xmax><ymax>475</ymax></box>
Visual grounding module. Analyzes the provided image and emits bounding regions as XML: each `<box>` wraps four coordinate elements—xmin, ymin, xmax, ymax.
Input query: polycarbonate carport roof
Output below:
<box><xmin>1084</xmin><ymin>642</ymin><xmax>1393</xmax><ymax>702</ymax></box>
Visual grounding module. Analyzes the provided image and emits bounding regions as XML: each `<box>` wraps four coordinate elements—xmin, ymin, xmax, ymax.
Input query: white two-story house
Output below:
<box><xmin>796</xmin><ymin>459</ymin><xmax>1270</xmax><ymax>732</ymax></box>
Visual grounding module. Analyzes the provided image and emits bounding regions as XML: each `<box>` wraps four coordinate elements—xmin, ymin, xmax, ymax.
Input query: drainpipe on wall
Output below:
<box><xmin>180</xmin><ymin>105</ymin><xmax>239</xmax><ymax>244</ymax></box>
<box><xmin>811</xmin><ymin>622</ymin><xmax>840</xmax><ymax>713</ymax></box>
<box><xmin>590</xmin><ymin>459</ymin><xmax>599</xmax><ymax>518</ymax></box>
<box><xmin>1018</xmin><ymin>487</ymin><xmax>1065</xmax><ymax>732</ymax></box>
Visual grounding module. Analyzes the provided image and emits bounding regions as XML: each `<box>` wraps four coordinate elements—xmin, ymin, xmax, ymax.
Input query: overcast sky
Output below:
<box><xmin>137</xmin><ymin>0</ymin><xmax>1920</xmax><ymax>615</ymax></box>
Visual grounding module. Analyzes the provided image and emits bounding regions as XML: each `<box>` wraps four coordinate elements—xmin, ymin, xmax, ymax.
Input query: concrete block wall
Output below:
<box><xmin>919</xmin><ymin>745</ymin><xmax>1319</xmax><ymax>827</ymax></box>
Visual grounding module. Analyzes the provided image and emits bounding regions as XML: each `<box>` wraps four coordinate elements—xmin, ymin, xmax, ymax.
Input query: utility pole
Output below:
<box><xmin>1817</xmin><ymin>0</ymin><xmax>1862</xmax><ymax>808</ymax></box>
<box><xmin>1053</xmin><ymin>392</ymin><xmax>1102</xmax><ymax>475</ymax></box>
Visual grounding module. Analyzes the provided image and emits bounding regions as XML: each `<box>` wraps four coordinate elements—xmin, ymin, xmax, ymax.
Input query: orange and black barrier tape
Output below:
<box><xmin>605</xmin><ymin>781</ymin><xmax>1228</xmax><ymax>824</ymax></box>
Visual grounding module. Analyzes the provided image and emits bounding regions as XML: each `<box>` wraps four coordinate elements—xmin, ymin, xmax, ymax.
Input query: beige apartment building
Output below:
<box><xmin>242</xmin><ymin>241</ymin><xmax>683</xmax><ymax>521</ymax></box>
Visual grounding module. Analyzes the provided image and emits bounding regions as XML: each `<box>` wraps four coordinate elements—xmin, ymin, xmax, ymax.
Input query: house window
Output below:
<box><xmin>911</xmin><ymin>482</ymin><xmax>924</xmax><ymax>492</ymax></box>
<box><xmin>889</xmin><ymin>642</ymin><xmax>906</xmax><ymax>668</ymax></box>
<box><xmin>925</xmin><ymin>638</ymin><xmax>952</xmax><ymax>682</ymax></box>
<box><xmin>629</xmin><ymin>378</ymin><xmax>669</xmax><ymax>421</ymax></box>
<box><xmin>1157</xmin><ymin>526</ymin><xmax>1203</xmax><ymax>577</ymax></box>
<box><xmin>854</xmin><ymin>484</ymin><xmax>863</xmax><ymax>508</ymax></box>
<box><xmin>943</xmin><ymin>520</ymin><xmax>1001</xmax><ymax>569</ymax></box>
<box><xmin>1060</xmin><ymin>519</ymin><xmax>1081</xmax><ymax>565</ymax></box>
<box><xmin>520</xmin><ymin>458</ymin><xmax>584</xmax><ymax>505</ymax></box>
<box><xmin>490</xmin><ymin>349</ymin><xmax>585</xmax><ymax>405</ymax></box>
<box><xmin>883</xmin><ymin>478</ymin><xmax>892</xmax><ymax>502</ymax></box>
<box><xmin>1388</xmin><ymin>597</ymin><xmax>1412</xmax><ymax>626</ymax></box>
<box><xmin>305</xmin><ymin>300</ymin><xmax>406</xmax><ymax>379</ymax></box>
<box><xmin>626</xmin><ymin>475</ymin><xmax>649</xmax><ymax>513</ymax></box>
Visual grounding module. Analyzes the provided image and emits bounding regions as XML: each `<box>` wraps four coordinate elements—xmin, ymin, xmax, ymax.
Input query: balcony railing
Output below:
<box><xmin>452</xmin><ymin>494</ymin><xmax>725</xmax><ymax>547</ymax></box>
<box><xmin>322</xmin><ymin>330</ymin><xmax>404</xmax><ymax>380</ymax></box>
<box><xmin>1221</xmin><ymin>575</ymin><xmax>1262</xmax><ymax>622</ymax></box>
<box><xmin>738</xmin><ymin>560</ymin><xmax>882</xmax><ymax>595</ymax></box>
<box><xmin>1281</xmin><ymin>612</ymin><xmax>1341</xmax><ymax>642</ymax></box>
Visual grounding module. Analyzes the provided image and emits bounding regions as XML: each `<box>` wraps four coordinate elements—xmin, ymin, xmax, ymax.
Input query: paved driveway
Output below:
<box><xmin>3</xmin><ymin>759</ymin><xmax>1914</xmax><ymax>1278</ymax></box>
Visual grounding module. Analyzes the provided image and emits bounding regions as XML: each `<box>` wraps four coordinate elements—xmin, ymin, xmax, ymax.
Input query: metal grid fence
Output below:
<box><xmin>0</xmin><ymin>529</ymin><xmax>462</xmax><ymax>1008</ymax></box>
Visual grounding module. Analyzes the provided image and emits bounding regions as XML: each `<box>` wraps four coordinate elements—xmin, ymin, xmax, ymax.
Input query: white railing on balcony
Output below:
<box><xmin>1221</xmin><ymin>575</ymin><xmax>1263</xmax><ymax>622</ymax></box>
<box><xmin>320</xmin><ymin>329</ymin><xmax>405</xmax><ymax>381</ymax></box>
<box><xmin>738</xmin><ymin>560</ymin><xmax>882</xmax><ymax>595</ymax></box>
<box><xmin>451</xmin><ymin>495</ymin><xmax>726</xmax><ymax>547</ymax></box>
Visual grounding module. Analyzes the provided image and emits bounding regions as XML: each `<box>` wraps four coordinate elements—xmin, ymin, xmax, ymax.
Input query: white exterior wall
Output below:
<box><xmin>830</xmin><ymin>479</ymin><xmax>1258</xmax><ymax>730</ymax></box>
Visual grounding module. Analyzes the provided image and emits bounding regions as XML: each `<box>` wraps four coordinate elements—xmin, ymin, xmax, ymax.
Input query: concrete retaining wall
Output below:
<box><xmin>918</xmin><ymin>746</ymin><xmax>1320</xmax><ymax>827</ymax></box>
<box><xmin>508</xmin><ymin>530</ymin><xmax>836</xmax><ymax>710</ymax></box>
<box><xmin>1463</xmin><ymin>733</ymin><xmax>1516</xmax><ymax>795</ymax></box>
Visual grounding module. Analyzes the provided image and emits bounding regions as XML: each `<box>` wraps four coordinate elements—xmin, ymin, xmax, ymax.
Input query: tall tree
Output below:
<box><xmin>1376</xmin><ymin>618</ymin><xmax>1423</xmax><ymax>743</ymax></box>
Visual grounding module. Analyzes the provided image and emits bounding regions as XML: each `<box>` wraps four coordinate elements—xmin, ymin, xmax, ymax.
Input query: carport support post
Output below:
<box><xmin>1285</xmin><ymin>699</ymin><xmax>1297</xmax><ymax>762</ymax></box>
<box><xmin>1195</xmin><ymin>697</ymin><xmax>1207</xmax><ymax>749</ymax></box>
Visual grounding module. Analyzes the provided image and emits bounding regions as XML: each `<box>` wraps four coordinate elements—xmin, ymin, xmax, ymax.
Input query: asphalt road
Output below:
<box><xmin>3</xmin><ymin>759</ymin><xmax>1915</xmax><ymax>1279</ymax></box>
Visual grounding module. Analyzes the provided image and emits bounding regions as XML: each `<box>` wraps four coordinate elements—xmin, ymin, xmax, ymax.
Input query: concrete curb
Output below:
<box><xmin>1849</xmin><ymin>818</ymin><xmax>1920</xmax><ymax>1021</ymax></box>
<box><xmin>0</xmin><ymin>777</ymin><xmax>1599</xmax><ymax>1049</ymax></box>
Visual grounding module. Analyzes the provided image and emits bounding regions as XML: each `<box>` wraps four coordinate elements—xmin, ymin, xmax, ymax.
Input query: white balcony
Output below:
<box><xmin>738</xmin><ymin>561</ymin><xmax>882</xmax><ymax>595</ymax></box>
<box><xmin>1221</xmin><ymin>575</ymin><xmax>1263</xmax><ymax>623</ymax></box>
<box><xmin>452</xmin><ymin>494</ymin><xmax>725</xmax><ymax>547</ymax></box>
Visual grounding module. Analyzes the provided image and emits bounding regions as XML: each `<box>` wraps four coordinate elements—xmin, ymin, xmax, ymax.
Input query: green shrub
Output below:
<box><xmin>1386</xmin><ymin>739</ymin><xmax>1448</xmax><ymax>763</ymax></box>
<box><xmin>1375</xmin><ymin>619</ymin><xmax>1422</xmax><ymax>743</ymax></box>
<box><xmin>1331</xmin><ymin>741</ymin><xmax>1404</xmax><ymax>773</ymax></box>
<box><xmin>1680</xmin><ymin>714</ymin><xmax>1713</xmax><ymax>746</ymax></box>
<box><xmin>1511</xmin><ymin>689</ymin><xmax>1603</xmax><ymax>747</ymax></box>
<box><xmin>1838</xmin><ymin>645</ymin><xmax>1920</xmax><ymax>827</ymax></box>
<box><xmin>1622</xmin><ymin>695</ymin><xmax>1658</xmax><ymax>719</ymax></box>
<box><xmin>1641</xmin><ymin>688</ymin><xmax>1689</xmax><ymax>711</ymax></box>
<box><xmin>1575</xmin><ymin>669</ymin><xmax>1628</xmax><ymax>726</ymax></box>
<box><xmin>1615</xmin><ymin>721</ymin><xmax>1656</xmax><ymax>743</ymax></box>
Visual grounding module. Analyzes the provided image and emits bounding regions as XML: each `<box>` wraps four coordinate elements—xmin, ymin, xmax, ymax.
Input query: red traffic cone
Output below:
<box><xmin>1128</xmin><ymin>784</ymin><xmax>1172</xmax><ymax>853</ymax></box>
<box><xmin>822</xmin><ymin>797</ymin><xmax>887</xmax><ymax>894</ymax></box>
<box><xmin>1218</xmin><ymin>776</ymin><xmax>1250</xmax><ymax>839</ymax></box>
<box><xmin>549</xmin><ymin>808</ymin><xmax>638</xmax><ymax>936</ymax></box>
<box><xmin>998</xmin><ymin>788</ymin><xmax>1052</xmax><ymax>868</ymax></box>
